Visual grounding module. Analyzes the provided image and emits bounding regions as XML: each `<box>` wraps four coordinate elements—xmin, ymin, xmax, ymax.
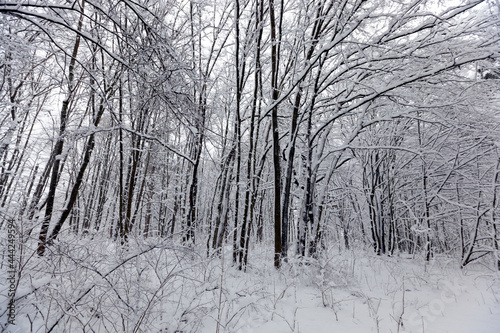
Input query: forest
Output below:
<box><xmin>1</xmin><ymin>0</ymin><xmax>500</xmax><ymax>332</ymax></box>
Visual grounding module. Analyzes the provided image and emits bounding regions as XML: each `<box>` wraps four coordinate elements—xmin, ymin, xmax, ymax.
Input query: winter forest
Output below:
<box><xmin>1</xmin><ymin>0</ymin><xmax>500</xmax><ymax>332</ymax></box>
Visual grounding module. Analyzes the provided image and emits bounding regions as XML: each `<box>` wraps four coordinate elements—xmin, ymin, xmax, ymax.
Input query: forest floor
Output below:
<box><xmin>2</xmin><ymin>238</ymin><xmax>500</xmax><ymax>332</ymax></box>
<box><xmin>198</xmin><ymin>245</ymin><xmax>500</xmax><ymax>333</ymax></box>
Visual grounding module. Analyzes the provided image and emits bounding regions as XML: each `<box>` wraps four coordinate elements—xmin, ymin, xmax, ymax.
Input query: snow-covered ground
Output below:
<box><xmin>198</xmin><ymin>247</ymin><xmax>500</xmax><ymax>333</ymax></box>
<box><xmin>1</xmin><ymin>238</ymin><xmax>499</xmax><ymax>332</ymax></box>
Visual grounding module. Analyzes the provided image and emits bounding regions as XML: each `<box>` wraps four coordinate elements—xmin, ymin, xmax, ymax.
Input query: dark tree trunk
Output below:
<box><xmin>233</xmin><ymin>0</ymin><xmax>242</xmax><ymax>265</ymax></box>
<box><xmin>239</xmin><ymin>0</ymin><xmax>264</xmax><ymax>270</ymax></box>
<box><xmin>37</xmin><ymin>8</ymin><xmax>84</xmax><ymax>255</ymax></box>
<box><xmin>269</xmin><ymin>0</ymin><xmax>282</xmax><ymax>268</ymax></box>
<box><xmin>48</xmin><ymin>89</ymin><xmax>111</xmax><ymax>243</ymax></box>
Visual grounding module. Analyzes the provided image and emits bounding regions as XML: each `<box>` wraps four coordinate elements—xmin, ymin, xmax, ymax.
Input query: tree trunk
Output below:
<box><xmin>269</xmin><ymin>0</ymin><xmax>282</xmax><ymax>268</ymax></box>
<box><xmin>37</xmin><ymin>5</ymin><xmax>85</xmax><ymax>255</ymax></box>
<box><xmin>239</xmin><ymin>0</ymin><xmax>264</xmax><ymax>270</ymax></box>
<box><xmin>48</xmin><ymin>88</ymin><xmax>112</xmax><ymax>243</ymax></box>
<box><xmin>491</xmin><ymin>156</ymin><xmax>500</xmax><ymax>270</ymax></box>
<box><xmin>233</xmin><ymin>0</ymin><xmax>242</xmax><ymax>265</ymax></box>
